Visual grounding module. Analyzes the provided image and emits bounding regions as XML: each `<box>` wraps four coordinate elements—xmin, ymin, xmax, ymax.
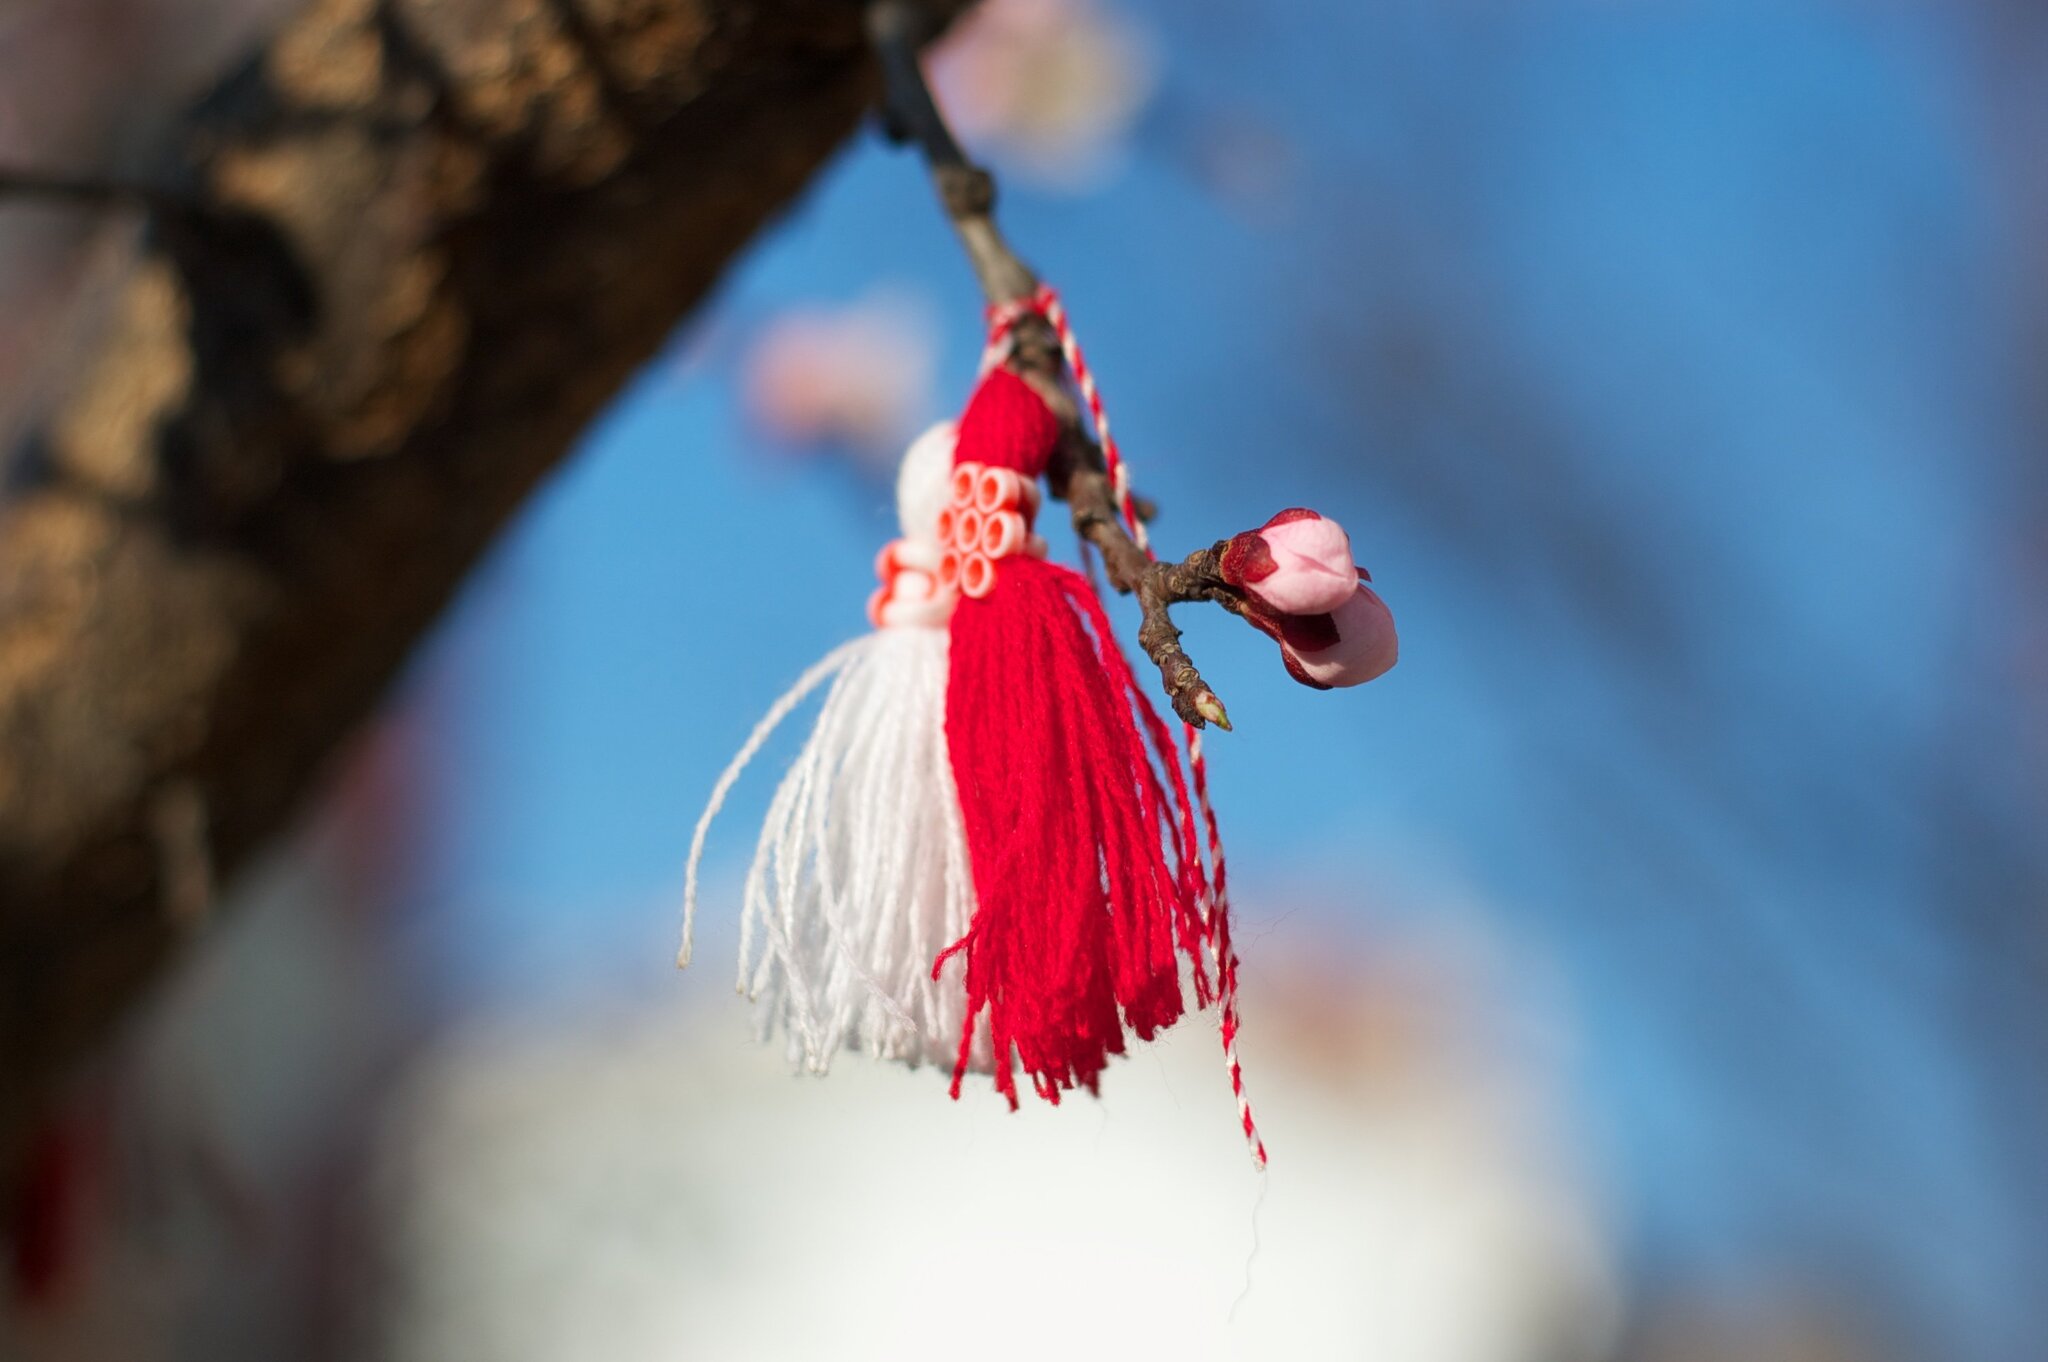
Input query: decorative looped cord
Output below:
<box><xmin>869</xmin><ymin>539</ymin><xmax>954</xmax><ymax>630</ymax></box>
<box><xmin>986</xmin><ymin>285</ymin><xmax>1266</xmax><ymax>1169</ymax></box>
<box><xmin>936</xmin><ymin>460</ymin><xmax>1046</xmax><ymax>599</ymax></box>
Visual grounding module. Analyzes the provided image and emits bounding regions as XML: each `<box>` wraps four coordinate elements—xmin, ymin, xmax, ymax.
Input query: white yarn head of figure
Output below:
<box><xmin>897</xmin><ymin>420</ymin><xmax>956</xmax><ymax>546</ymax></box>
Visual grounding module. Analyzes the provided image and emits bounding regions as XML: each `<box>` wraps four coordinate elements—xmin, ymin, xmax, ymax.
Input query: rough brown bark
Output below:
<box><xmin>0</xmin><ymin>0</ymin><xmax>964</xmax><ymax>1182</ymax></box>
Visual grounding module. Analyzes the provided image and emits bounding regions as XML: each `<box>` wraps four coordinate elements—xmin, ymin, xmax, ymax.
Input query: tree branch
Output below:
<box><xmin>0</xmin><ymin>0</ymin><xmax>972</xmax><ymax>1190</ymax></box>
<box><xmin>866</xmin><ymin>0</ymin><xmax>1233</xmax><ymax>730</ymax></box>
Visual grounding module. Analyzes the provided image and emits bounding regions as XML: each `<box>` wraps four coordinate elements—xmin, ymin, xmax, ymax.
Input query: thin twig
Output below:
<box><xmin>866</xmin><ymin>0</ymin><xmax>1235</xmax><ymax>728</ymax></box>
<box><xmin>867</xmin><ymin>0</ymin><xmax>1035</xmax><ymax>305</ymax></box>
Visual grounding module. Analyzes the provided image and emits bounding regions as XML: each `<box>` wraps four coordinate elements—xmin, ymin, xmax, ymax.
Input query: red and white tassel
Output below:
<box><xmin>681</xmin><ymin>288</ymin><xmax>1346</xmax><ymax>1171</ymax></box>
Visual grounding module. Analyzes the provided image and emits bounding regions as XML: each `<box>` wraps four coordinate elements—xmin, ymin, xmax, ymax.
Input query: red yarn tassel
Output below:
<box><xmin>937</xmin><ymin>369</ymin><xmax>1210</xmax><ymax>1107</ymax></box>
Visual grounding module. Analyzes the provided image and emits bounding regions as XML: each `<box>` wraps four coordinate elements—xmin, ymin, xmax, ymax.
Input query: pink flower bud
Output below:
<box><xmin>1219</xmin><ymin>508</ymin><xmax>1361</xmax><ymax>616</ymax></box>
<box><xmin>1241</xmin><ymin>582</ymin><xmax>1398</xmax><ymax>690</ymax></box>
<box><xmin>1286</xmin><ymin>584</ymin><xmax>1397</xmax><ymax>687</ymax></box>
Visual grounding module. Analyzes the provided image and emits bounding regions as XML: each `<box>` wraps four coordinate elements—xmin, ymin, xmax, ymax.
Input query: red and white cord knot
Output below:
<box><xmin>984</xmin><ymin>285</ymin><xmax>1149</xmax><ymax>552</ymax></box>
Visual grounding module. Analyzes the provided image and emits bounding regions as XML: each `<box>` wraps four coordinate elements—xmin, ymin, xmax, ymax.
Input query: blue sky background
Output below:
<box><xmin>381</xmin><ymin>5</ymin><xmax>2044</xmax><ymax>1359</ymax></box>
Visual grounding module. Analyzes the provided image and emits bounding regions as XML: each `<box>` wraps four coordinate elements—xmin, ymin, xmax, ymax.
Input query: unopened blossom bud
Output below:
<box><xmin>1218</xmin><ymin>508</ymin><xmax>1361</xmax><ymax>616</ymax></box>
<box><xmin>1278</xmin><ymin>584</ymin><xmax>1397</xmax><ymax>688</ymax></box>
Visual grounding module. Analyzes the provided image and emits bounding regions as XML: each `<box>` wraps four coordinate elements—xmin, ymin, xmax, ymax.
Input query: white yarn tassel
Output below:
<box><xmin>743</xmin><ymin>628</ymin><xmax>976</xmax><ymax>1070</ymax></box>
<box><xmin>680</xmin><ymin>422</ymin><xmax>990</xmax><ymax>1075</ymax></box>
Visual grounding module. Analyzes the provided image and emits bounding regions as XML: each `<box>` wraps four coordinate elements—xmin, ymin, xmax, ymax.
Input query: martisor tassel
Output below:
<box><xmin>682</xmin><ymin>423</ymin><xmax>988</xmax><ymax>1074</ymax></box>
<box><xmin>935</xmin><ymin>367</ymin><xmax>1212</xmax><ymax>1108</ymax></box>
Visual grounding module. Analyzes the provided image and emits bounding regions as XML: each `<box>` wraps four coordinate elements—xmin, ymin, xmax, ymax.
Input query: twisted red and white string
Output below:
<box><xmin>989</xmin><ymin>285</ymin><xmax>1267</xmax><ymax>1169</ymax></box>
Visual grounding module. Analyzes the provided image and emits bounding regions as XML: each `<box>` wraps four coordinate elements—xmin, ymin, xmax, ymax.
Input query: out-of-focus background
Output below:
<box><xmin>4</xmin><ymin>0</ymin><xmax>2044</xmax><ymax>1359</ymax></box>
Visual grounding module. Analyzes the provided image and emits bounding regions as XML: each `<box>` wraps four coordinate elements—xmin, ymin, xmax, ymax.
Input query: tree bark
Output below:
<box><xmin>0</xmin><ymin>0</ymin><xmax>963</xmax><ymax>1182</ymax></box>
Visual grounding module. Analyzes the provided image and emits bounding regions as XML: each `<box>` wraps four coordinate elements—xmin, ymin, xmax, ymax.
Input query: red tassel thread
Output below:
<box><xmin>937</xmin><ymin>369</ymin><xmax>1214</xmax><ymax>1109</ymax></box>
<box><xmin>970</xmin><ymin>290</ymin><xmax>1267</xmax><ymax>1167</ymax></box>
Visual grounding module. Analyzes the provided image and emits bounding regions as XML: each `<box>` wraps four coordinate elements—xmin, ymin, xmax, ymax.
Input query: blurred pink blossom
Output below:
<box><xmin>931</xmin><ymin>0</ymin><xmax>1157</xmax><ymax>191</ymax></box>
<box><xmin>740</xmin><ymin>290</ymin><xmax>937</xmax><ymax>471</ymax></box>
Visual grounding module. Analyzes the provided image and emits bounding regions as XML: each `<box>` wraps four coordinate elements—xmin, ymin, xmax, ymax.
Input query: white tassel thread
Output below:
<box><xmin>680</xmin><ymin>631</ymin><xmax>982</xmax><ymax>1074</ymax></box>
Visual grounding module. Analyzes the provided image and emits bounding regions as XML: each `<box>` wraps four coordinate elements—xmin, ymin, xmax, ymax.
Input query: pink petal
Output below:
<box><xmin>1250</xmin><ymin>512</ymin><xmax>1358</xmax><ymax>615</ymax></box>
<box><xmin>1289</xmin><ymin>584</ymin><xmax>1397</xmax><ymax>687</ymax></box>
